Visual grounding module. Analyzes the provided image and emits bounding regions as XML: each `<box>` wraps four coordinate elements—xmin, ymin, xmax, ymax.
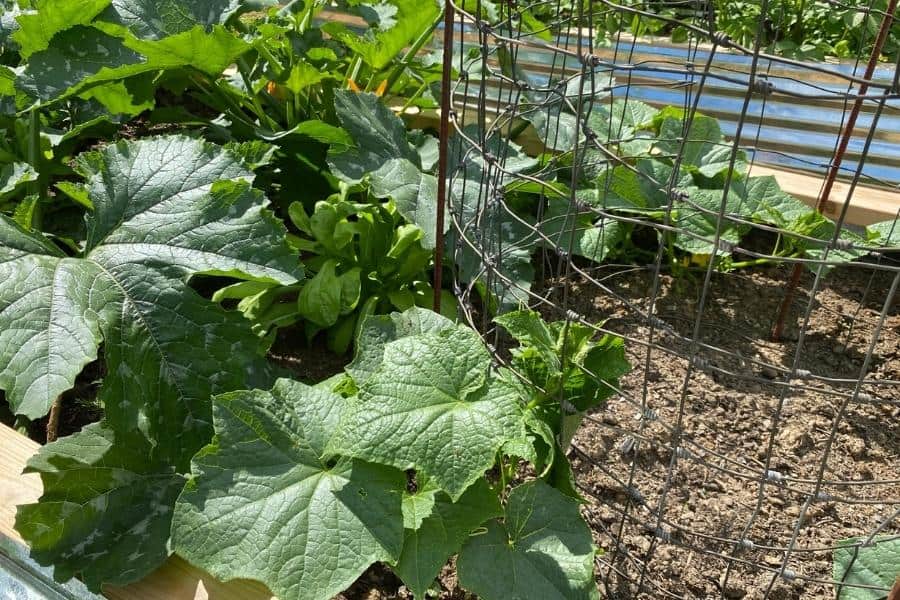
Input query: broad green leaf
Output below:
<box><xmin>15</xmin><ymin>423</ymin><xmax>184</xmax><ymax>591</ymax></box>
<box><xmin>0</xmin><ymin>136</ymin><xmax>299</xmax><ymax>464</ymax></box>
<box><xmin>284</xmin><ymin>60</ymin><xmax>329</xmax><ymax>94</ymax></box>
<box><xmin>450</xmin><ymin>126</ymin><xmax>537</xmax><ymax>184</ymax></box>
<box><xmin>12</xmin><ymin>0</ymin><xmax>112</xmax><ymax>58</ymax></box>
<box><xmin>394</xmin><ymin>480</ymin><xmax>501</xmax><ymax>598</ymax></box>
<box><xmin>593</xmin><ymin>159</ymin><xmax>679</xmax><ymax>211</ymax></box>
<box><xmin>656</xmin><ymin>114</ymin><xmax>723</xmax><ymax>167</ymax></box>
<box><xmin>737</xmin><ymin>175</ymin><xmax>811</xmax><ymax>227</ymax></box>
<box><xmin>369</xmin><ymin>158</ymin><xmax>442</xmax><ymax>248</ymax></box>
<box><xmin>18</xmin><ymin>23</ymin><xmax>248</xmax><ymax>103</ymax></box>
<box><xmin>172</xmin><ymin>380</ymin><xmax>405</xmax><ymax>600</ymax></box>
<box><xmin>449</xmin><ymin>178</ymin><xmax>537</xmax><ymax>311</ymax></box>
<box><xmin>692</xmin><ymin>145</ymin><xmax>748</xmax><ymax>180</ymax></box>
<box><xmin>540</xmin><ymin>196</ymin><xmax>628</xmax><ymax>262</ymax></box>
<box><xmin>346</xmin><ymin>307</ymin><xmax>455</xmax><ymax>385</ymax></box>
<box><xmin>673</xmin><ymin>186</ymin><xmax>748</xmax><ymax>254</ymax></box>
<box><xmin>334</xmin><ymin>325</ymin><xmax>524</xmax><ymax>499</ymax></box>
<box><xmin>102</xmin><ymin>0</ymin><xmax>260</xmax><ymax>39</ymax></box>
<box><xmin>797</xmin><ymin>212</ymin><xmax>867</xmax><ymax>267</ymax></box>
<box><xmin>79</xmin><ymin>78</ymin><xmax>156</xmax><ymax>116</ymax></box>
<box><xmin>0</xmin><ymin>162</ymin><xmax>37</xmax><ymax>197</ymax></box>
<box><xmin>327</xmin><ymin>90</ymin><xmax>419</xmax><ymax>184</ymax></box>
<box><xmin>495</xmin><ymin>309</ymin><xmax>559</xmax><ymax>369</ymax></box>
<box><xmin>323</xmin><ymin>0</ymin><xmax>440</xmax><ymax>70</ymax></box>
<box><xmin>867</xmin><ymin>218</ymin><xmax>900</xmax><ymax>248</ymax></box>
<box><xmin>833</xmin><ymin>537</ymin><xmax>900</xmax><ymax>600</ymax></box>
<box><xmin>401</xmin><ymin>479</ymin><xmax>439</xmax><ymax>531</ymax></box>
<box><xmin>458</xmin><ymin>480</ymin><xmax>599</xmax><ymax>600</ymax></box>
<box><xmin>297</xmin><ymin>259</ymin><xmax>342</xmax><ymax>327</ymax></box>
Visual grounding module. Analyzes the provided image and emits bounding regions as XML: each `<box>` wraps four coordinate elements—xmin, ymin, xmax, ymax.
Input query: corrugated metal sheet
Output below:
<box><xmin>448</xmin><ymin>26</ymin><xmax>900</xmax><ymax>187</ymax></box>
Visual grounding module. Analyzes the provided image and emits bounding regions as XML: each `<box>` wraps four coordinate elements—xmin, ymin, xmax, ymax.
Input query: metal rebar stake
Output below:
<box><xmin>433</xmin><ymin>1</ymin><xmax>455</xmax><ymax>314</ymax></box>
<box><xmin>771</xmin><ymin>0</ymin><xmax>898</xmax><ymax>341</ymax></box>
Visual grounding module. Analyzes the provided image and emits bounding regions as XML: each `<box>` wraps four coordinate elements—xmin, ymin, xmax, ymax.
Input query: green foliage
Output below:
<box><xmin>172</xmin><ymin>381</ymin><xmax>406</xmax><ymax>600</ymax></box>
<box><xmin>459</xmin><ymin>96</ymin><xmax>894</xmax><ymax>296</ymax></box>
<box><xmin>2</xmin><ymin>0</ymin><xmax>896</xmax><ymax>596</ymax></box>
<box><xmin>458</xmin><ymin>480</ymin><xmax>600</xmax><ymax>600</ymax></box>
<box><xmin>169</xmin><ymin>307</ymin><xmax>614</xmax><ymax>599</ymax></box>
<box><xmin>15</xmin><ymin>424</ymin><xmax>185</xmax><ymax>589</ymax></box>
<box><xmin>522</xmin><ymin>0</ymin><xmax>900</xmax><ymax>61</ymax></box>
<box><xmin>3</xmin><ymin>135</ymin><xmax>299</xmax><ymax>588</ymax></box>
<box><xmin>0</xmin><ymin>136</ymin><xmax>298</xmax><ymax>441</ymax></box>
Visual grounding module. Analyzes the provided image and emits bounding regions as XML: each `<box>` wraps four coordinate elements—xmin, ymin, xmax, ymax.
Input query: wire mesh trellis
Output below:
<box><xmin>438</xmin><ymin>0</ymin><xmax>900</xmax><ymax>597</ymax></box>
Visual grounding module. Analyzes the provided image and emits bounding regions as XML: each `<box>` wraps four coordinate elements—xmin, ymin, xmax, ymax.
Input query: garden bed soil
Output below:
<box><xmin>560</xmin><ymin>262</ymin><xmax>899</xmax><ymax>600</ymax></box>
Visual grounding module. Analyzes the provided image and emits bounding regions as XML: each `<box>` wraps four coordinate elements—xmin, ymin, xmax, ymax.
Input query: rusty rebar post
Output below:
<box><xmin>433</xmin><ymin>1</ymin><xmax>455</xmax><ymax>313</ymax></box>
<box><xmin>771</xmin><ymin>0</ymin><xmax>898</xmax><ymax>341</ymax></box>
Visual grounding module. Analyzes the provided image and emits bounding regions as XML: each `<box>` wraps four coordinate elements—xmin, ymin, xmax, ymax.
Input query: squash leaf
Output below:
<box><xmin>0</xmin><ymin>135</ymin><xmax>300</xmax><ymax>466</ymax></box>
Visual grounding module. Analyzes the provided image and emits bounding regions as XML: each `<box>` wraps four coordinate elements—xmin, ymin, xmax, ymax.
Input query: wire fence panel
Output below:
<box><xmin>442</xmin><ymin>0</ymin><xmax>900</xmax><ymax>597</ymax></box>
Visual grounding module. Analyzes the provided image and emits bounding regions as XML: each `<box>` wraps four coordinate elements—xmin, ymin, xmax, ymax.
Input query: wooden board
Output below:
<box><xmin>0</xmin><ymin>423</ymin><xmax>274</xmax><ymax>600</ymax></box>
<box><xmin>749</xmin><ymin>165</ymin><xmax>900</xmax><ymax>226</ymax></box>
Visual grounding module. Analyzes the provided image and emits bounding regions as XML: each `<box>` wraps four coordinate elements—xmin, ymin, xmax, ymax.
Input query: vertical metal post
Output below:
<box><xmin>771</xmin><ymin>0</ymin><xmax>898</xmax><ymax>341</ymax></box>
<box><xmin>433</xmin><ymin>0</ymin><xmax>455</xmax><ymax>313</ymax></box>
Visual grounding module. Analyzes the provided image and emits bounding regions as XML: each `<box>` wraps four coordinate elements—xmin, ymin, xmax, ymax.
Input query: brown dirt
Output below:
<box><xmin>550</xmin><ymin>262</ymin><xmax>900</xmax><ymax>599</ymax></box>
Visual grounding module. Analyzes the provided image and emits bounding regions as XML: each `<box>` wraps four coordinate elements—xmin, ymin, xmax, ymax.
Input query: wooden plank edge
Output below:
<box><xmin>400</xmin><ymin>109</ymin><xmax>900</xmax><ymax>227</ymax></box>
<box><xmin>749</xmin><ymin>165</ymin><xmax>900</xmax><ymax>226</ymax></box>
<box><xmin>0</xmin><ymin>423</ymin><xmax>274</xmax><ymax>600</ymax></box>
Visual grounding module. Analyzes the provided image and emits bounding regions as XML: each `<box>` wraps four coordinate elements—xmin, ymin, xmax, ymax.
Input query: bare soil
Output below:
<box><xmin>554</xmin><ymin>262</ymin><xmax>900</xmax><ymax>599</ymax></box>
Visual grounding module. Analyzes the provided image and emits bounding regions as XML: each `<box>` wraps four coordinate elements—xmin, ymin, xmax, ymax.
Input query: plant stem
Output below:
<box><xmin>46</xmin><ymin>395</ymin><xmax>62</xmax><ymax>443</ymax></box>
<box><xmin>14</xmin><ymin>415</ymin><xmax>29</xmax><ymax>436</ymax></box>
<box><xmin>398</xmin><ymin>81</ymin><xmax>429</xmax><ymax>113</ymax></box>
<box><xmin>729</xmin><ymin>253</ymin><xmax>802</xmax><ymax>269</ymax></box>
<box><xmin>28</xmin><ymin>107</ymin><xmax>44</xmax><ymax>228</ymax></box>
<box><xmin>383</xmin><ymin>9</ymin><xmax>444</xmax><ymax>94</ymax></box>
<box><xmin>237</xmin><ymin>57</ymin><xmax>281</xmax><ymax>130</ymax></box>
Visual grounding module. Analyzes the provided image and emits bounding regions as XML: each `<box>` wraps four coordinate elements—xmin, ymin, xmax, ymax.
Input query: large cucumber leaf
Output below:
<box><xmin>458</xmin><ymin>480</ymin><xmax>599</xmax><ymax>600</ymax></box>
<box><xmin>449</xmin><ymin>177</ymin><xmax>538</xmax><ymax>311</ymax></box>
<box><xmin>15</xmin><ymin>423</ymin><xmax>185</xmax><ymax>590</ymax></box>
<box><xmin>18</xmin><ymin>23</ymin><xmax>248</xmax><ymax>103</ymax></box>
<box><xmin>12</xmin><ymin>0</ymin><xmax>111</xmax><ymax>57</ymax></box>
<box><xmin>332</xmin><ymin>324</ymin><xmax>525</xmax><ymax>500</ymax></box>
<box><xmin>172</xmin><ymin>380</ymin><xmax>405</xmax><ymax>600</ymax></box>
<box><xmin>0</xmin><ymin>135</ymin><xmax>300</xmax><ymax>464</ymax></box>
<box><xmin>833</xmin><ymin>537</ymin><xmax>900</xmax><ymax>600</ymax></box>
<box><xmin>327</xmin><ymin>90</ymin><xmax>420</xmax><ymax>184</ymax></box>
<box><xmin>395</xmin><ymin>479</ymin><xmax>501</xmax><ymax>598</ymax></box>
<box><xmin>101</xmin><ymin>0</ymin><xmax>271</xmax><ymax>39</ymax></box>
<box><xmin>346</xmin><ymin>306</ymin><xmax>455</xmax><ymax>385</ymax></box>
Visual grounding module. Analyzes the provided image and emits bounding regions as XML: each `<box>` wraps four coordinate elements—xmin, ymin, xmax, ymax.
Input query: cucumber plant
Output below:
<box><xmin>171</xmin><ymin>307</ymin><xmax>628</xmax><ymax>599</ymax></box>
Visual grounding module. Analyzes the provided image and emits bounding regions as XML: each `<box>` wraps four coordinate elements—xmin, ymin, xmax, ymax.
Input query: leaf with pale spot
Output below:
<box><xmin>15</xmin><ymin>423</ymin><xmax>184</xmax><ymax>591</ymax></box>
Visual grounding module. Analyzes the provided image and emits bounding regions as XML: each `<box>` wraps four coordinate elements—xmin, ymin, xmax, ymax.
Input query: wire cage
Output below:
<box><xmin>439</xmin><ymin>0</ymin><xmax>900</xmax><ymax>597</ymax></box>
